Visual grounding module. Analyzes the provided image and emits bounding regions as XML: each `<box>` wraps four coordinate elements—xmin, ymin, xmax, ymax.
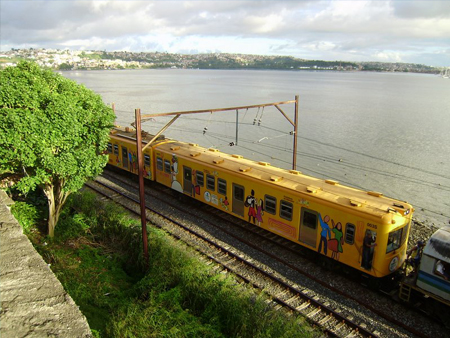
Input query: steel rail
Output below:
<box><xmin>85</xmin><ymin>178</ymin><xmax>380</xmax><ymax>337</ymax></box>
<box><xmin>100</xmin><ymin>169</ymin><xmax>433</xmax><ymax>338</ymax></box>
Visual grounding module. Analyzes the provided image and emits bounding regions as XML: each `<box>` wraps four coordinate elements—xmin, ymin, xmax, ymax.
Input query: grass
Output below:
<box><xmin>10</xmin><ymin>188</ymin><xmax>321</xmax><ymax>338</ymax></box>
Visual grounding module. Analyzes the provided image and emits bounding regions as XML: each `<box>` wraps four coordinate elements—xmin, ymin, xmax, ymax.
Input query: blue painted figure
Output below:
<box><xmin>318</xmin><ymin>213</ymin><xmax>331</xmax><ymax>255</ymax></box>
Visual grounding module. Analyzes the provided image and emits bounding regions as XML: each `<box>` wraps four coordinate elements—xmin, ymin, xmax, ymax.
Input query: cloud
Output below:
<box><xmin>392</xmin><ymin>1</ymin><xmax>450</xmax><ymax>19</ymax></box>
<box><xmin>1</xmin><ymin>1</ymin><xmax>449</xmax><ymax>66</ymax></box>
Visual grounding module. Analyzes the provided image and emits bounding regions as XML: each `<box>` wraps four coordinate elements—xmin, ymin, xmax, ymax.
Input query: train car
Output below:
<box><xmin>107</xmin><ymin>126</ymin><xmax>414</xmax><ymax>279</ymax></box>
<box><xmin>107</xmin><ymin>127</ymin><xmax>169</xmax><ymax>181</ymax></box>
<box><xmin>399</xmin><ymin>227</ymin><xmax>450</xmax><ymax>307</ymax></box>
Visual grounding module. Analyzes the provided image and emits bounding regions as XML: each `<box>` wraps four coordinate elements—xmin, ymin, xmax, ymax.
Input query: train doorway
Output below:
<box><xmin>299</xmin><ymin>208</ymin><xmax>318</xmax><ymax>248</ymax></box>
<box><xmin>183</xmin><ymin>166</ymin><xmax>193</xmax><ymax>196</ymax></box>
<box><xmin>232</xmin><ymin>183</ymin><xmax>245</xmax><ymax>217</ymax></box>
<box><xmin>122</xmin><ymin>147</ymin><xmax>128</xmax><ymax>169</ymax></box>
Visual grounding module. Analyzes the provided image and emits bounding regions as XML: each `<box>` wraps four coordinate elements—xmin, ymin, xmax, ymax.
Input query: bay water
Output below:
<box><xmin>62</xmin><ymin>69</ymin><xmax>450</xmax><ymax>228</ymax></box>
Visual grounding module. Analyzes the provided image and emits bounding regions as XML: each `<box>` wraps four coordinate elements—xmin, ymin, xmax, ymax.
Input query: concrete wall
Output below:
<box><xmin>0</xmin><ymin>190</ymin><xmax>92</xmax><ymax>338</ymax></box>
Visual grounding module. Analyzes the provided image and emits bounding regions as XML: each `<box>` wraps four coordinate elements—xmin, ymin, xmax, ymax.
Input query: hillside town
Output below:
<box><xmin>0</xmin><ymin>48</ymin><xmax>445</xmax><ymax>74</ymax></box>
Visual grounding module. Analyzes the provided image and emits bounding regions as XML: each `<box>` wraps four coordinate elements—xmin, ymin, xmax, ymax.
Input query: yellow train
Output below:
<box><xmin>108</xmin><ymin>126</ymin><xmax>414</xmax><ymax>278</ymax></box>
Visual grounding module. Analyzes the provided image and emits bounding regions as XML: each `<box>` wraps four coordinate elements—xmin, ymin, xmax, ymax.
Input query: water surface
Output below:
<box><xmin>63</xmin><ymin>69</ymin><xmax>450</xmax><ymax>228</ymax></box>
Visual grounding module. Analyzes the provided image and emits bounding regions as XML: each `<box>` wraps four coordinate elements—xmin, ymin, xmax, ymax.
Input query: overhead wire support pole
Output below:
<box><xmin>139</xmin><ymin>99</ymin><xmax>296</xmax><ymax>120</ymax></box>
<box><xmin>132</xmin><ymin>97</ymin><xmax>299</xmax><ymax>270</ymax></box>
<box><xmin>293</xmin><ymin>95</ymin><xmax>299</xmax><ymax>170</ymax></box>
<box><xmin>142</xmin><ymin>114</ymin><xmax>180</xmax><ymax>153</ymax></box>
<box><xmin>135</xmin><ymin>108</ymin><xmax>149</xmax><ymax>270</ymax></box>
<box><xmin>139</xmin><ymin>97</ymin><xmax>299</xmax><ymax>169</ymax></box>
<box><xmin>235</xmin><ymin>109</ymin><xmax>239</xmax><ymax>146</ymax></box>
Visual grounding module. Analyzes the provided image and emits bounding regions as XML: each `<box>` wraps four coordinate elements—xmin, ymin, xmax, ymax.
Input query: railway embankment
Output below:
<box><xmin>0</xmin><ymin>190</ymin><xmax>91</xmax><ymax>338</ymax></box>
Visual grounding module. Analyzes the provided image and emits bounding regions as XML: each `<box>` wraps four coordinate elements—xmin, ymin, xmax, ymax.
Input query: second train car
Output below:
<box><xmin>107</xmin><ymin>126</ymin><xmax>414</xmax><ymax>279</ymax></box>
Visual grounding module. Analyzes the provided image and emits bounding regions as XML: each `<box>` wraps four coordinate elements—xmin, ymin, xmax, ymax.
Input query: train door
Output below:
<box><xmin>183</xmin><ymin>166</ymin><xmax>193</xmax><ymax>196</ymax></box>
<box><xmin>232</xmin><ymin>183</ymin><xmax>245</xmax><ymax>217</ymax></box>
<box><xmin>122</xmin><ymin>146</ymin><xmax>129</xmax><ymax>169</ymax></box>
<box><xmin>298</xmin><ymin>207</ymin><xmax>318</xmax><ymax>248</ymax></box>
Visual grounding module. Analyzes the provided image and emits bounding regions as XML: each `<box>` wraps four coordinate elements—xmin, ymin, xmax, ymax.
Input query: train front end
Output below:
<box><xmin>371</xmin><ymin>204</ymin><xmax>414</xmax><ymax>277</ymax></box>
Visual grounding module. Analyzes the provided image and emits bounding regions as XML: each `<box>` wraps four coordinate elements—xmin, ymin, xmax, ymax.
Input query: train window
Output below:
<box><xmin>280</xmin><ymin>200</ymin><xmax>293</xmax><ymax>221</ymax></box>
<box><xmin>156</xmin><ymin>157</ymin><xmax>163</xmax><ymax>171</ymax></box>
<box><xmin>434</xmin><ymin>260</ymin><xmax>450</xmax><ymax>280</ymax></box>
<box><xmin>344</xmin><ymin>223</ymin><xmax>355</xmax><ymax>245</ymax></box>
<box><xmin>113</xmin><ymin>144</ymin><xmax>119</xmax><ymax>155</ymax></box>
<box><xmin>206</xmin><ymin>174</ymin><xmax>215</xmax><ymax>191</ymax></box>
<box><xmin>302</xmin><ymin>209</ymin><xmax>317</xmax><ymax>229</ymax></box>
<box><xmin>234</xmin><ymin>184</ymin><xmax>244</xmax><ymax>202</ymax></box>
<box><xmin>196</xmin><ymin>171</ymin><xmax>204</xmax><ymax>187</ymax></box>
<box><xmin>401</xmin><ymin>223</ymin><xmax>409</xmax><ymax>246</ymax></box>
<box><xmin>264</xmin><ymin>195</ymin><xmax>277</xmax><ymax>215</ymax></box>
<box><xmin>107</xmin><ymin>143</ymin><xmax>112</xmax><ymax>153</ymax></box>
<box><xmin>144</xmin><ymin>154</ymin><xmax>150</xmax><ymax>167</ymax></box>
<box><xmin>218</xmin><ymin>178</ymin><xmax>227</xmax><ymax>195</ymax></box>
<box><xmin>184</xmin><ymin>167</ymin><xmax>192</xmax><ymax>181</ymax></box>
<box><xmin>386</xmin><ymin>228</ymin><xmax>402</xmax><ymax>253</ymax></box>
<box><xmin>164</xmin><ymin>160</ymin><xmax>171</xmax><ymax>173</ymax></box>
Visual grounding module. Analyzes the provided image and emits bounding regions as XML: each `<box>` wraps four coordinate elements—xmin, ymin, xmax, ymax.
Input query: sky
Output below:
<box><xmin>1</xmin><ymin>0</ymin><xmax>449</xmax><ymax>67</ymax></box>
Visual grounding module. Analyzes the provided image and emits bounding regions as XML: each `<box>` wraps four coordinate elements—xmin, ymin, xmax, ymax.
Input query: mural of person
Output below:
<box><xmin>362</xmin><ymin>230</ymin><xmax>377</xmax><ymax>270</ymax></box>
<box><xmin>256</xmin><ymin>199</ymin><xmax>264</xmax><ymax>226</ymax></box>
<box><xmin>194</xmin><ymin>173</ymin><xmax>200</xmax><ymax>196</ymax></box>
<box><xmin>132</xmin><ymin>152</ymin><xmax>137</xmax><ymax>172</ymax></box>
<box><xmin>328</xmin><ymin>220</ymin><xmax>344</xmax><ymax>260</ymax></box>
<box><xmin>245</xmin><ymin>189</ymin><xmax>257</xmax><ymax>224</ymax></box>
<box><xmin>318</xmin><ymin>213</ymin><xmax>331</xmax><ymax>255</ymax></box>
<box><xmin>128</xmin><ymin>151</ymin><xmax>133</xmax><ymax>171</ymax></box>
<box><xmin>170</xmin><ymin>154</ymin><xmax>183</xmax><ymax>192</ymax></box>
<box><xmin>220</xmin><ymin>196</ymin><xmax>229</xmax><ymax>211</ymax></box>
<box><xmin>191</xmin><ymin>169</ymin><xmax>198</xmax><ymax>197</ymax></box>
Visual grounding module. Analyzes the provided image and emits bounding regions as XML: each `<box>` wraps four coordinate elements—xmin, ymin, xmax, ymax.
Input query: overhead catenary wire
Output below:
<box><xmin>258</xmin><ymin>106</ymin><xmax>265</xmax><ymax>126</ymax></box>
<box><xmin>181</xmin><ymin>116</ymin><xmax>450</xmax><ymax>182</ymax></box>
<box><xmin>150</xmin><ymin>120</ymin><xmax>450</xmax><ymax>190</ymax></box>
<box><xmin>203</xmin><ymin>111</ymin><xmax>213</xmax><ymax>135</ymax></box>
<box><xmin>253</xmin><ymin>107</ymin><xmax>260</xmax><ymax>125</ymax></box>
<box><xmin>138</xmin><ymin>114</ymin><xmax>450</xmax><ymax>221</ymax></box>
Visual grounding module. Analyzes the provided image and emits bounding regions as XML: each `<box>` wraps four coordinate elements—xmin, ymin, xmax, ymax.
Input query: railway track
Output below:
<box><xmin>84</xmin><ymin>169</ymin><xmax>447</xmax><ymax>337</ymax></box>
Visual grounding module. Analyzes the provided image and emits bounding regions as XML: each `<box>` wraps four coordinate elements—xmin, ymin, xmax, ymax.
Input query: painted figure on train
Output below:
<box><xmin>170</xmin><ymin>154</ymin><xmax>183</xmax><ymax>192</ymax></box>
<box><xmin>318</xmin><ymin>213</ymin><xmax>331</xmax><ymax>255</ymax></box>
<box><xmin>245</xmin><ymin>189</ymin><xmax>257</xmax><ymax>224</ymax></box>
<box><xmin>256</xmin><ymin>199</ymin><xmax>264</xmax><ymax>227</ymax></box>
<box><xmin>328</xmin><ymin>220</ymin><xmax>344</xmax><ymax>261</ymax></box>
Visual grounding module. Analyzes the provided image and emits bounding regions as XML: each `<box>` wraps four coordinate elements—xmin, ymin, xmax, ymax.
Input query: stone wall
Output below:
<box><xmin>0</xmin><ymin>190</ymin><xmax>92</xmax><ymax>337</ymax></box>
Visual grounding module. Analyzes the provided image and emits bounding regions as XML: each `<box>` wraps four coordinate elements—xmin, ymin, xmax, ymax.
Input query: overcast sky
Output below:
<box><xmin>1</xmin><ymin>0</ymin><xmax>449</xmax><ymax>67</ymax></box>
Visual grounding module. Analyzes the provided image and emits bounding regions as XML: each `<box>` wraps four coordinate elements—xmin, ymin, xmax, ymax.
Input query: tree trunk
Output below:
<box><xmin>43</xmin><ymin>179</ymin><xmax>70</xmax><ymax>238</ymax></box>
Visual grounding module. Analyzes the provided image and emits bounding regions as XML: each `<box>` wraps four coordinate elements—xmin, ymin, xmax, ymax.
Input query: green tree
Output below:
<box><xmin>58</xmin><ymin>63</ymin><xmax>73</xmax><ymax>70</ymax></box>
<box><xmin>0</xmin><ymin>61</ymin><xmax>115</xmax><ymax>237</ymax></box>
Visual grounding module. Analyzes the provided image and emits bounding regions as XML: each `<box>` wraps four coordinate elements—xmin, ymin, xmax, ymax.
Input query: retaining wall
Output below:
<box><xmin>0</xmin><ymin>190</ymin><xmax>92</xmax><ymax>337</ymax></box>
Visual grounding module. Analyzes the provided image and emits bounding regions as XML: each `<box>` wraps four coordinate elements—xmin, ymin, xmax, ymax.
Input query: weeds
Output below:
<box><xmin>10</xmin><ymin>201</ymin><xmax>41</xmax><ymax>233</ymax></box>
<box><xmin>11</xmin><ymin>189</ymin><xmax>320</xmax><ymax>338</ymax></box>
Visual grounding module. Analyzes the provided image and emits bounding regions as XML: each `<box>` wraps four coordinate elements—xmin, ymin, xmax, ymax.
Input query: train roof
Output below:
<box><xmin>423</xmin><ymin>226</ymin><xmax>450</xmax><ymax>263</ymax></box>
<box><xmin>110</xmin><ymin>126</ymin><xmax>167</xmax><ymax>145</ymax></box>
<box><xmin>154</xmin><ymin>138</ymin><xmax>413</xmax><ymax>222</ymax></box>
<box><xmin>109</xmin><ymin>126</ymin><xmax>413</xmax><ymax>222</ymax></box>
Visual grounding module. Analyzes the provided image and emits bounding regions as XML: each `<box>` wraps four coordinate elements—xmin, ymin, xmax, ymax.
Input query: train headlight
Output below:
<box><xmin>389</xmin><ymin>257</ymin><xmax>399</xmax><ymax>272</ymax></box>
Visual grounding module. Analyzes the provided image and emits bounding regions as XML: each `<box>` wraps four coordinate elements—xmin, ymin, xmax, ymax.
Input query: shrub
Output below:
<box><xmin>10</xmin><ymin>201</ymin><xmax>41</xmax><ymax>233</ymax></box>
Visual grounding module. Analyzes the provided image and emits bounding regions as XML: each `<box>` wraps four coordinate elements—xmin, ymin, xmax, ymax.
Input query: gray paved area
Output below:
<box><xmin>0</xmin><ymin>190</ymin><xmax>92</xmax><ymax>338</ymax></box>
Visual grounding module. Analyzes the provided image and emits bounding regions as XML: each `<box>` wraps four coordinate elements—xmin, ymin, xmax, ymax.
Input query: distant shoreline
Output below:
<box><xmin>56</xmin><ymin>68</ymin><xmax>442</xmax><ymax>77</ymax></box>
<box><xmin>2</xmin><ymin>48</ymin><xmax>445</xmax><ymax>74</ymax></box>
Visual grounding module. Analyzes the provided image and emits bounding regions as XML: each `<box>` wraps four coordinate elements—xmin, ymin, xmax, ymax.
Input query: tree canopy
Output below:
<box><xmin>0</xmin><ymin>61</ymin><xmax>115</xmax><ymax>236</ymax></box>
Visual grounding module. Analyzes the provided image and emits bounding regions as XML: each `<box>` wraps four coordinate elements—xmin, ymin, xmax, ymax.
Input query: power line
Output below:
<box><xmin>165</xmin><ymin>123</ymin><xmax>450</xmax><ymax>191</ymax></box>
